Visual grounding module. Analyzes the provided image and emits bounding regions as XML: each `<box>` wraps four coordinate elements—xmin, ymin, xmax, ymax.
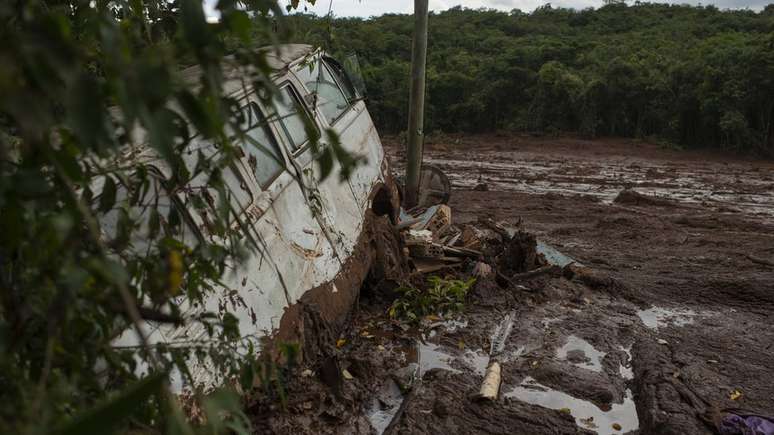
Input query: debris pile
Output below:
<box><xmin>400</xmin><ymin>204</ymin><xmax>481</xmax><ymax>275</ymax></box>
<box><xmin>394</xmin><ymin>202</ymin><xmax>628</xmax><ymax>302</ymax></box>
<box><xmin>397</xmin><ymin>204</ymin><xmax>550</xmax><ymax>281</ymax></box>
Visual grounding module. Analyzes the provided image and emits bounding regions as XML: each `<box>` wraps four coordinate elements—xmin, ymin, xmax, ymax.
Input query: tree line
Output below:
<box><xmin>290</xmin><ymin>3</ymin><xmax>774</xmax><ymax>154</ymax></box>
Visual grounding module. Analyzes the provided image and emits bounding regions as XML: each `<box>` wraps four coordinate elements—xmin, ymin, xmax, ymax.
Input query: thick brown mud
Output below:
<box><xmin>249</xmin><ymin>134</ymin><xmax>774</xmax><ymax>435</ymax></box>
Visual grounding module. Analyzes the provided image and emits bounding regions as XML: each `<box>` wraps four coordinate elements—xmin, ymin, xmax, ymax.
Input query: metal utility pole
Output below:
<box><xmin>405</xmin><ymin>0</ymin><xmax>429</xmax><ymax>208</ymax></box>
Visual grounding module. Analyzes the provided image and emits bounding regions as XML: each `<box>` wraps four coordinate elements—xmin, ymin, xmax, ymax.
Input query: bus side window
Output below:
<box><xmin>272</xmin><ymin>85</ymin><xmax>317</xmax><ymax>154</ymax></box>
<box><xmin>241</xmin><ymin>103</ymin><xmax>286</xmax><ymax>189</ymax></box>
<box><xmin>323</xmin><ymin>57</ymin><xmax>358</xmax><ymax>101</ymax></box>
<box><xmin>296</xmin><ymin>60</ymin><xmax>351</xmax><ymax>126</ymax></box>
<box><xmin>99</xmin><ymin>173</ymin><xmax>200</xmax><ymax>252</ymax></box>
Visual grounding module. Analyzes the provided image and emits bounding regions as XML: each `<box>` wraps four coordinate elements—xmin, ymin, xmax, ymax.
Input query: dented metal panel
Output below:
<box><xmin>111</xmin><ymin>45</ymin><xmax>393</xmax><ymax>392</ymax></box>
<box><xmin>342</xmin><ymin>106</ymin><xmax>387</xmax><ymax>211</ymax></box>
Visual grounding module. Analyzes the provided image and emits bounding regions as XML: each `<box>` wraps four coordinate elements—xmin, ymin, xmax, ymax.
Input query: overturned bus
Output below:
<box><xmin>110</xmin><ymin>44</ymin><xmax>402</xmax><ymax>390</ymax></box>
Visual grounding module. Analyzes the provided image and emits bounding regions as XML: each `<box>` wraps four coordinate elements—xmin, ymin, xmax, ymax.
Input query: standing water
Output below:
<box><xmin>556</xmin><ymin>335</ymin><xmax>606</xmax><ymax>373</ymax></box>
<box><xmin>507</xmin><ymin>377</ymin><xmax>639</xmax><ymax>434</ymax></box>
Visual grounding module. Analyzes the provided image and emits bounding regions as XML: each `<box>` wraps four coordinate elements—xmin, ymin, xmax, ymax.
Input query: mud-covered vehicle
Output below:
<box><xmin>110</xmin><ymin>44</ymin><xmax>401</xmax><ymax>390</ymax></box>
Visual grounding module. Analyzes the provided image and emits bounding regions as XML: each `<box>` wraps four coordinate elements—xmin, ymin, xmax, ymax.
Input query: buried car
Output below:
<box><xmin>109</xmin><ymin>44</ymin><xmax>401</xmax><ymax>391</ymax></box>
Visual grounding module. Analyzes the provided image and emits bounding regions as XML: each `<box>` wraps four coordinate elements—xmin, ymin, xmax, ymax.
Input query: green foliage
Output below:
<box><xmin>0</xmin><ymin>0</ymin><xmax>351</xmax><ymax>433</ymax></box>
<box><xmin>56</xmin><ymin>371</ymin><xmax>168</xmax><ymax>435</ymax></box>
<box><xmin>289</xmin><ymin>4</ymin><xmax>774</xmax><ymax>154</ymax></box>
<box><xmin>240</xmin><ymin>341</ymin><xmax>299</xmax><ymax>409</ymax></box>
<box><xmin>388</xmin><ymin>276</ymin><xmax>476</xmax><ymax>323</ymax></box>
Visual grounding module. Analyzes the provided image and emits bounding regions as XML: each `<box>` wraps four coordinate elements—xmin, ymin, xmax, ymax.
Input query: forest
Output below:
<box><xmin>290</xmin><ymin>3</ymin><xmax>774</xmax><ymax>154</ymax></box>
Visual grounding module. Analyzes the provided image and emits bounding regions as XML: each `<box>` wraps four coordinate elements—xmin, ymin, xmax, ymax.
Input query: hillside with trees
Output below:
<box><xmin>290</xmin><ymin>3</ymin><xmax>774</xmax><ymax>154</ymax></box>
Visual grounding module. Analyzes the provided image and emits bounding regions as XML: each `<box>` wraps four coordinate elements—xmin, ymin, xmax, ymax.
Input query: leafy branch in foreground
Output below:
<box><xmin>0</xmin><ymin>0</ymin><xmax>357</xmax><ymax>433</ymax></box>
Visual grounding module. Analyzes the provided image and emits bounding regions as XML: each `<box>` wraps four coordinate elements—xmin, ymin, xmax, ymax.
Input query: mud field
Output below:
<box><xmin>250</xmin><ymin>135</ymin><xmax>774</xmax><ymax>435</ymax></box>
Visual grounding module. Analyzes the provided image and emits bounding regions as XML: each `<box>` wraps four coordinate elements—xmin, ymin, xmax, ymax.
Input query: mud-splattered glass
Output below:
<box><xmin>296</xmin><ymin>60</ymin><xmax>351</xmax><ymax>125</ymax></box>
<box><xmin>273</xmin><ymin>86</ymin><xmax>312</xmax><ymax>153</ymax></box>
<box><xmin>241</xmin><ymin>103</ymin><xmax>286</xmax><ymax>189</ymax></box>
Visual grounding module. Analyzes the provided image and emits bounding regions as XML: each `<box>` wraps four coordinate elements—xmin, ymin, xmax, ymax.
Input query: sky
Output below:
<box><xmin>203</xmin><ymin>0</ymin><xmax>770</xmax><ymax>19</ymax></box>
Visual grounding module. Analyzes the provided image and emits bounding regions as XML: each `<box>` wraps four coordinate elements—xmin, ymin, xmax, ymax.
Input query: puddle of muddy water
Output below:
<box><xmin>418</xmin><ymin>342</ymin><xmax>461</xmax><ymax>375</ymax></box>
<box><xmin>364</xmin><ymin>379</ymin><xmax>404</xmax><ymax>435</ymax></box>
<box><xmin>619</xmin><ymin>345</ymin><xmax>634</xmax><ymax>380</ymax></box>
<box><xmin>556</xmin><ymin>335</ymin><xmax>606</xmax><ymax>373</ymax></box>
<box><xmin>637</xmin><ymin>306</ymin><xmax>697</xmax><ymax>329</ymax></box>
<box><xmin>464</xmin><ymin>349</ymin><xmax>490</xmax><ymax>376</ymax></box>
<box><xmin>507</xmin><ymin>377</ymin><xmax>639</xmax><ymax>435</ymax></box>
<box><xmin>417</xmin><ymin>341</ymin><xmax>491</xmax><ymax>376</ymax></box>
<box><xmin>418</xmin><ymin>312</ymin><xmax>514</xmax><ymax>377</ymax></box>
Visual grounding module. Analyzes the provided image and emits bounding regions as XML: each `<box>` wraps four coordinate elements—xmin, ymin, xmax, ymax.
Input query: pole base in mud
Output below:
<box><xmin>476</xmin><ymin>361</ymin><xmax>502</xmax><ymax>401</ymax></box>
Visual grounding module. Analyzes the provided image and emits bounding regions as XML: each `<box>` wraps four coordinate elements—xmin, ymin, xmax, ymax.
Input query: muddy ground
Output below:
<box><xmin>249</xmin><ymin>134</ymin><xmax>774</xmax><ymax>435</ymax></box>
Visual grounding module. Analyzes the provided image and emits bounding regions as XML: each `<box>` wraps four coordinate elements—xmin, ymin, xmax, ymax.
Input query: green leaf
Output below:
<box><xmin>99</xmin><ymin>176</ymin><xmax>117</xmax><ymax>213</ymax></box>
<box><xmin>221</xmin><ymin>312</ymin><xmax>240</xmax><ymax>340</ymax></box>
<box><xmin>176</xmin><ymin>90</ymin><xmax>214</xmax><ymax>138</ymax></box>
<box><xmin>114</xmin><ymin>209</ymin><xmax>133</xmax><ymax>249</ymax></box>
<box><xmin>202</xmin><ymin>389</ymin><xmax>250</xmax><ymax>435</ymax></box>
<box><xmin>240</xmin><ymin>360</ymin><xmax>255</xmax><ymax>391</ymax></box>
<box><xmin>167</xmin><ymin>204</ymin><xmax>181</xmax><ymax>231</ymax></box>
<box><xmin>67</xmin><ymin>73</ymin><xmax>109</xmax><ymax>152</ymax></box>
<box><xmin>98</xmin><ymin>258</ymin><xmax>130</xmax><ymax>288</ymax></box>
<box><xmin>226</xmin><ymin>10</ymin><xmax>252</xmax><ymax>41</ymax></box>
<box><xmin>180</xmin><ymin>0</ymin><xmax>209</xmax><ymax>49</ymax></box>
<box><xmin>165</xmin><ymin>396</ymin><xmax>196</xmax><ymax>435</ymax></box>
<box><xmin>148</xmin><ymin>208</ymin><xmax>160</xmax><ymax>239</ymax></box>
<box><xmin>55</xmin><ymin>371</ymin><xmax>167</xmax><ymax>435</ymax></box>
<box><xmin>56</xmin><ymin>143</ymin><xmax>85</xmax><ymax>182</ymax></box>
<box><xmin>316</xmin><ymin>148</ymin><xmax>334</xmax><ymax>182</ymax></box>
<box><xmin>0</xmin><ymin>203</ymin><xmax>23</xmax><ymax>247</ymax></box>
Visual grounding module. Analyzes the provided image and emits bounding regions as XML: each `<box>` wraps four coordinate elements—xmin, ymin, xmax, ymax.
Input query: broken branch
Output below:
<box><xmin>510</xmin><ymin>264</ymin><xmax>562</xmax><ymax>281</ymax></box>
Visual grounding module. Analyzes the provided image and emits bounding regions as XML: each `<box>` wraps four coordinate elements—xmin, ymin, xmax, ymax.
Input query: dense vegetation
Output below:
<box><xmin>291</xmin><ymin>3</ymin><xmax>774</xmax><ymax>154</ymax></box>
<box><xmin>0</xmin><ymin>1</ymin><xmax>347</xmax><ymax>433</ymax></box>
